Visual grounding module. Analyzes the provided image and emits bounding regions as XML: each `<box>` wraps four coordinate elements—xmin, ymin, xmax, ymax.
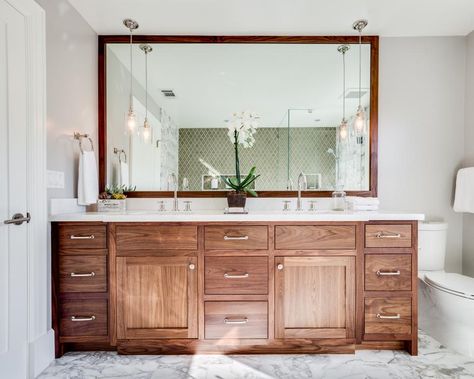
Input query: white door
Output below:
<box><xmin>0</xmin><ymin>1</ymin><xmax>30</xmax><ymax>377</ymax></box>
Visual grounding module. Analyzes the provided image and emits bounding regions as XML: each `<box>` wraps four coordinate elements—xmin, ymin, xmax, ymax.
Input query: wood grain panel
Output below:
<box><xmin>59</xmin><ymin>225</ymin><xmax>106</xmax><ymax>249</ymax></box>
<box><xmin>365</xmin><ymin>255</ymin><xmax>411</xmax><ymax>291</ymax></box>
<box><xmin>275</xmin><ymin>256</ymin><xmax>355</xmax><ymax>339</ymax></box>
<box><xmin>365</xmin><ymin>224</ymin><xmax>412</xmax><ymax>248</ymax></box>
<box><xmin>204</xmin><ymin>226</ymin><xmax>268</xmax><ymax>250</ymax></box>
<box><xmin>117</xmin><ymin>256</ymin><xmax>198</xmax><ymax>339</ymax></box>
<box><xmin>60</xmin><ymin>298</ymin><xmax>108</xmax><ymax>337</ymax></box>
<box><xmin>275</xmin><ymin>226</ymin><xmax>356</xmax><ymax>250</ymax></box>
<box><xmin>364</xmin><ymin>297</ymin><xmax>411</xmax><ymax>335</ymax></box>
<box><xmin>204</xmin><ymin>301</ymin><xmax>268</xmax><ymax>339</ymax></box>
<box><xmin>116</xmin><ymin>225</ymin><xmax>198</xmax><ymax>251</ymax></box>
<box><xmin>59</xmin><ymin>255</ymin><xmax>107</xmax><ymax>292</ymax></box>
<box><xmin>205</xmin><ymin>256</ymin><xmax>268</xmax><ymax>295</ymax></box>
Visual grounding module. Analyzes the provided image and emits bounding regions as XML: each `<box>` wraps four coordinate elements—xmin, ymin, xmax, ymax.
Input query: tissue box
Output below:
<box><xmin>97</xmin><ymin>199</ymin><xmax>126</xmax><ymax>212</ymax></box>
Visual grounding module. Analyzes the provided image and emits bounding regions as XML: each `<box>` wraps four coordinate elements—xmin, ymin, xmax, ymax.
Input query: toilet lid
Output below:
<box><xmin>424</xmin><ymin>272</ymin><xmax>474</xmax><ymax>299</ymax></box>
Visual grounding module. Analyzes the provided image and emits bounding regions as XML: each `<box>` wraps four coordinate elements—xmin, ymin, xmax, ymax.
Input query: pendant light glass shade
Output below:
<box><xmin>337</xmin><ymin>44</ymin><xmax>350</xmax><ymax>142</ymax></box>
<box><xmin>139</xmin><ymin>44</ymin><xmax>153</xmax><ymax>144</ymax></box>
<box><xmin>352</xmin><ymin>19</ymin><xmax>368</xmax><ymax>137</ymax></box>
<box><xmin>123</xmin><ymin>19</ymin><xmax>139</xmax><ymax>132</ymax></box>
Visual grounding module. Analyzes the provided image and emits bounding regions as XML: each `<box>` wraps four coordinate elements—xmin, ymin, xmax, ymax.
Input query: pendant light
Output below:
<box><xmin>352</xmin><ymin>19</ymin><xmax>368</xmax><ymax>136</ymax></box>
<box><xmin>337</xmin><ymin>44</ymin><xmax>350</xmax><ymax>142</ymax></box>
<box><xmin>139</xmin><ymin>44</ymin><xmax>153</xmax><ymax>143</ymax></box>
<box><xmin>123</xmin><ymin>18</ymin><xmax>139</xmax><ymax>132</ymax></box>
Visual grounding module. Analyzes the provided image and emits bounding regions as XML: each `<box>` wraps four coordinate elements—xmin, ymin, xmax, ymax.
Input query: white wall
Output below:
<box><xmin>379</xmin><ymin>37</ymin><xmax>466</xmax><ymax>273</ymax></box>
<box><xmin>36</xmin><ymin>0</ymin><xmax>97</xmax><ymax>200</ymax></box>
<box><xmin>463</xmin><ymin>31</ymin><xmax>474</xmax><ymax>276</ymax></box>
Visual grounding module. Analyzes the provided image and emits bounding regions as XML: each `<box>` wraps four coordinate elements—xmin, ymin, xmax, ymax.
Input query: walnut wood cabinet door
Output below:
<box><xmin>117</xmin><ymin>256</ymin><xmax>198</xmax><ymax>339</ymax></box>
<box><xmin>275</xmin><ymin>256</ymin><xmax>355</xmax><ymax>339</ymax></box>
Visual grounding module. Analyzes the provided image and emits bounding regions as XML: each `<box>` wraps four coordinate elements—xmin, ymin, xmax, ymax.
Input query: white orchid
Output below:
<box><xmin>226</xmin><ymin>111</ymin><xmax>259</xmax><ymax>148</ymax></box>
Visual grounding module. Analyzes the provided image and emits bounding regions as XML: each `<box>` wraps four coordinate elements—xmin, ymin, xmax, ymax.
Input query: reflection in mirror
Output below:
<box><xmin>106</xmin><ymin>43</ymin><xmax>371</xmax><ymax>192</ymax></box>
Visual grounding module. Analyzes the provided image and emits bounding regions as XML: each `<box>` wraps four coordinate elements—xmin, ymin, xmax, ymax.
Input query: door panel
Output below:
<box><xmin>0</xmin><ymin>1</ymin><xmax>29</xmax><ymax>377</ymax></box>
<box><xmin>275</xmin><ymin>256</ymin><xmax>355</xmax><ymax>339</ymax></box>
<box><xmin>117</xmin><ymin>256</ymin><xmax>198</xmax><ymax>339</ymax></box>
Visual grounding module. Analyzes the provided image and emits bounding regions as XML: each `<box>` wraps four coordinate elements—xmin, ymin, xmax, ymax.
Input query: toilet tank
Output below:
<box><xmin>418</xmin><ymin>222</ymin><xmax>448</xmax><ymax>271</ymax></box>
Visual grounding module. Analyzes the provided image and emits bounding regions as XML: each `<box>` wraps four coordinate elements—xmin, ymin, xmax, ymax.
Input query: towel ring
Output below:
<box><xmin>113</xmin><ymin>148</ymin><xmax>127</xmax><ymax>163</ymax></box>
<box><xmin>74</xmin><ymin>132</ymin><xmax>94</xmax><ymax>153</ymax></box>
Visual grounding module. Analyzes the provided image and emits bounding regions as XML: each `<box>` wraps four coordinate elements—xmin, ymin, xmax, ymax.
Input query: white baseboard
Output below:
<box><xmin>29</xmin><ymin>329</ymin><xmax>54</xmax><ymax>378</ymax></box>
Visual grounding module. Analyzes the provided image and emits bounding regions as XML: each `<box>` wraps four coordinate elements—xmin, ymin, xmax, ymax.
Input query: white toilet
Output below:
<box><xmin>418</xmin><ymin>222</ymin><xmax>474</xmax><ymax>357</ymax></box>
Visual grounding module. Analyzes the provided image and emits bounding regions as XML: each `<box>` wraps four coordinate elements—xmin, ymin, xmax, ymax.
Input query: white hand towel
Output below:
<box><xmin>78</xmin><ymin>150</ymin><xmax>99</xmax><ymax>205</ymax></box>
<box><xmin>454</xmin><ymin>167</ymin><xmax>474</xmax><ymax>213</ymax></box>
<box><xmin>120</xmin><ymin>161</ymin><xmax>129</xmax><ymax>187</ymax></box>
<box><xmin>346</xmin><ymin>197</ymin><xmax>380</xmax><ymax>206</ymax></box>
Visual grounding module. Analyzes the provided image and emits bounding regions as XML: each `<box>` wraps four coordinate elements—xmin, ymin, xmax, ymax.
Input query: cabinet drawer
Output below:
<box><xmin>205</xmin><ymin>301</ymin><xmax>268</xmax><ymax>339</ymax></box>
<box><xmin>204</xmin><ymin>226</ymin><xmax>268</xmax><ymax>250</ymax></box>
<box><xmin>365</xmin><ymin>255</ymin><xmax>411</xmax><ymax>291</ymax></box>
<box><xmin>365</xmin><ymin>224</ymin><xmax>412</xmax><ymax>248</ymax></box>
<box><xmin>58</xmin><ymin>225</ymin><xmax>107</xmax><ymax>249</ymax></box>
<box><xmin>365</xmin><ymin>298</ymin><xmax>412</xmax><ymax>335</ymax></box>
<box><xmin>59</xmin><ymin>256</ymin><xmax>107</xmax><ymax>293</ymax></box>
<box><xmin>275</xmin><ymin>225</ymin><xmax>356</xmax><ymax>250</ymax></box>
<box><xmin>60</xmin><ymin>299</ymin><xmax>108</xmax><ymax>337</ymax></box>
<box><xmin>116</xmin><ymin>225</ymin><xmax>198</xmax><ymax>250</ymax></box>
<box><xmin>205</xmin><ymin>257</ymin><xmax>268</xmax><ymax>295</ymax></box>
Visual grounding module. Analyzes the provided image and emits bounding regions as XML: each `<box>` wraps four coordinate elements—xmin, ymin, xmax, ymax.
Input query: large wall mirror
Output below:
<box><xmin>99</xmin><ymin>36</ymin><xmax>378</xmax><ymax>197</ymax></box>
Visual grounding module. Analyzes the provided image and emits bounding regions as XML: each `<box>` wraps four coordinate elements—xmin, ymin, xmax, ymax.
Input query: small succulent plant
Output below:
<box><xmin>99</xmin><ymin>184</ymin><xmax>136</xmax><ymax>200</ymax></box>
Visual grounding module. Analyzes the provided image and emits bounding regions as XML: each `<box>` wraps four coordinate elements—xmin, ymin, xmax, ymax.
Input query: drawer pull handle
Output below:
<box><xmin>224</xmin><ymin>273</ymin><xmax>249</xmax><ymax>279</ymax></box>
<box><xmin>189</xmin><ymin>263</ymin><xmax>196</xmax><ymax>270</ymax></box>
<box><xmin>375</xmin><ymin>232</ymin><xmax>401</xmax><ymax>239</ymax></box>
<box><xmin>277</xmin><ymin>264</ymin><xmax>284</xmax><ymax>270</ymax></box>
<box><xmin>224</xmin><ymin>235</ymin><xmax>249</xmax><ymax>241</ymax></box>
<box><xmin>71</xmin><ymin>315</ymin><xmax>96</xmax><ymax>322</ymax></box>
<box><xmin>224</xmin><ymin>317</ymin><xmax>248</xmax><ymax>325</ymax></box>
<box><xmin>70</xmin><ymin>272</ymin><xmax>96</xmax><ymax>277</ymax></box>
<box><xmin>70</xmin><ymin>235</ymin><xmax>95</xmax><ymax>240</ymax></box>
<box><xmin>376</xmin><ymin>313</ymin><xmax>401</xmax><ymax>320</ymax></box>
<box><xmin>376</xmin><ymin>270</ymin><xmax>401</xmax><ymax>276</ymax></box>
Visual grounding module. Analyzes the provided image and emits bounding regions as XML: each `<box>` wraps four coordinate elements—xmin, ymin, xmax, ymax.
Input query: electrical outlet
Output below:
<box><xmin>47</xmin><ymin>170</ymin><xmax>65</xmax><ymax>189</ymax></box>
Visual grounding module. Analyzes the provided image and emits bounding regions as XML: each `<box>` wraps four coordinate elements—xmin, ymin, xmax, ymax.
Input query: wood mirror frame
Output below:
<box><xmin>98</xmin><ymin>35</ymin><xmax>378</xmax><ymax>198</ymax></box>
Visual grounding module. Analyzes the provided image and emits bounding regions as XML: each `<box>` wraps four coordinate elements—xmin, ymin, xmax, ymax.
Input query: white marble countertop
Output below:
<box><xmin>49</xmin><ymin>210</ymin><xmax>425</xmax><ymax>222</ymax></box>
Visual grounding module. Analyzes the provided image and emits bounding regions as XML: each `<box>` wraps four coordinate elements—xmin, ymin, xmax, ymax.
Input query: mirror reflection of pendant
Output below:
<box><xmin>211</xmin><ymin>177</ymin><xmax>219</xmax><ymax>189</ymax></box>
<box><xmin>182</xmin><ymin>177</ymin><xmax>189</xmax><ymax>191</ymax></box>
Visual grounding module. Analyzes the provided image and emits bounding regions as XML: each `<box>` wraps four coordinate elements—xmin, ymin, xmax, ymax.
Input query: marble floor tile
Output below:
<box><xmin>38</xmin><ymin>331</ymin><xmax>474</xmax><ymax>379</ymax></box>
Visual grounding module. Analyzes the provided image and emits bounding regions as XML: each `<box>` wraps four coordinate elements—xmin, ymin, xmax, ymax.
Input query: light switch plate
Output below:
<box><xmin>47</xmin><ymin>170</ymin><xmax>65</xmax><ymax>189</ymax></box>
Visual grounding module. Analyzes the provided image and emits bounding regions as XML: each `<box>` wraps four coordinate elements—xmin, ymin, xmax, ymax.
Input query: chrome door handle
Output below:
<box><xmin>224</xmin><ymin>273</ymin><xmax>249</xmax><ymax>279</ymax></box>
<box><xmin>70</xmin><ymin>272</ymin><xmax>96</xmax><ymax>277</ymax></box>
<box><xmin>4</xmin><ymin>212</ymin><xmax>31</xmax><ymax>225</ymax></box>
<box><xmin>376</xmin><ymin>313</ymin><xmax>400</xmax><ymax>320</ymax></box>
<box><xmin>71</xmin><ymin>315</ymin><xmax>96</xmax><ymax>322</ymax></box>
<box><xmin>224</xmin><ymin>317</ymin><xmax>248</xmax><ymax>324</ymax></box>
<box><xmin>376</xmin><ymin>270</ymin><xmax>401</xmax><ymax>276</ymax></box>
<box><xmin>224</xmin><ymin>235</ymin><xmax>249</xmax><ymax>240</ymax></box>
<box><xmin>70</xmin><ymin>235</ymin><xmax>95</xmax><ymax>240</ymax></box>
<box><xmin>375</xmin><ymin>232</ymin><xmax>401</xmax><ymax>239</ymax></box>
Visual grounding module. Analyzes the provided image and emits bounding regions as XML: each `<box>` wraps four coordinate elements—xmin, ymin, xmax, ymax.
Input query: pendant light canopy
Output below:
<box><xmin>139</xmin><ymin>44</ymin><xmax>153</xmax><ymax>143</ymax></box>
<box><xmin>337</xmin><ymin>44</ymin><xmax>350</xmax><ymax>142</ymax></box>
<box><xmin>123</xmin><ymin>18</ymin><xmax>139</xmax><ymax>132</ymax></box>
<box><xmin>352</xmin><ymin>19</ymin><xmax>368</xmax><ymax>137</ymax></box>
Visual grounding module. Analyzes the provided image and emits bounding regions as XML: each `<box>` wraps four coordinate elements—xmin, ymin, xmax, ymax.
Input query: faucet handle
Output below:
<box><xmin>308</xmin><ymin>200</ymin><xmax>317</xmax><ymax>212</ymax></box>
<box><xmin>282</xmin><ymin>200</ymin><xmax>291</xmax><ymax>211</ymax></box>
<box><xmin>184</xmin><ymin>201</ymin><xmax>192</xmax><ymax>212</ymax></box>
<box><xmin>157</xmin><ymin>200</ymin><xmax>166</xmax><ymax>212</ymax></box>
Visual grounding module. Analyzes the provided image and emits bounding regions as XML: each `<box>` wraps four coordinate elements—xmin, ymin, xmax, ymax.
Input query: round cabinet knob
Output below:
<box><xmin>277</xmin><ymin>264</ymin><xmax>284</xmax><ymax>270</ymax></box>
<box><xmin>189</xmin><ymin>263</ymin><xmax>196</xmax><ymax>270</ymax></box>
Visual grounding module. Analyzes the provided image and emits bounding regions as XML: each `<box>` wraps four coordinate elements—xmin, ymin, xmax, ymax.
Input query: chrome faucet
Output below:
<box><xmin>168</xmin><ymin>173</ymin><xmax>179</xmax><ymax>212</ymax></box>
<box><xmin>296</xmin><ymin>172</ymin><xmax>307</xmax><ymax>211</ymax></box>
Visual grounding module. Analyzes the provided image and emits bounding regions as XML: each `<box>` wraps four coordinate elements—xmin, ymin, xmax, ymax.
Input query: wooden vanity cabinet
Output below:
<box><xmin>52</xmin><ymin>220</ymin><xmax>418</xmax><ymax>356</ymax></box>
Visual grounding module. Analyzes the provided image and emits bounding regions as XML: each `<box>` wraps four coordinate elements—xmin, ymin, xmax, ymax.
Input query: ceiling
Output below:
<box><xmin>68</xmin><ymin>0</ymin><xmax>474</xmax><ymax>36</ymax></box>
<box><xmin>108</xmin><ymin>43</ymin><xmax>371</xmax><ymax>128</ymax></box>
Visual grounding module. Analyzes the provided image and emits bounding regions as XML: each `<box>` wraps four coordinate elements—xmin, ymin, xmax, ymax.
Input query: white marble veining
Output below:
<box><xmin>38</xmin><ymin>331</ymin><xmax>474</xmax><ymax>379</ymax></box>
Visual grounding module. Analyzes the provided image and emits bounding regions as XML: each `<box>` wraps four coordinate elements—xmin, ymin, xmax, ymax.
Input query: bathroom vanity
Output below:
<box><xmin>51</xmin><ymin>212</ymin><xmax>420</xmax><ymax>357</ymax></box>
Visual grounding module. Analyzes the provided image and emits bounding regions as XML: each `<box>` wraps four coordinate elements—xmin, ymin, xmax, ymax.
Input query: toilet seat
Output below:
<box><xmin>424</xmin><ymin>272</ymin><xmax>474</xmax><ymax>300</ymax></box>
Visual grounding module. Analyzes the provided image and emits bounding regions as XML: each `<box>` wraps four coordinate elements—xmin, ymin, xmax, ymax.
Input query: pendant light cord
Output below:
<box><xmin>129</xmin><ymin>29</ymin><xmax>133</xmax><ymax>108</ymax></box>
<box><xmin>145</xmin><ymin>50</ymin><xmax>148</xmax><ymax>120</ymax></box>
<box><xmin>358</xmin><ymin>30</ymin><xmax>362</xmax><ymax>108</ymax></box>
<box><xmin>342</xmin><ymin>49</ymin><xmax>346</xmax><ymax>120</ymax></box>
